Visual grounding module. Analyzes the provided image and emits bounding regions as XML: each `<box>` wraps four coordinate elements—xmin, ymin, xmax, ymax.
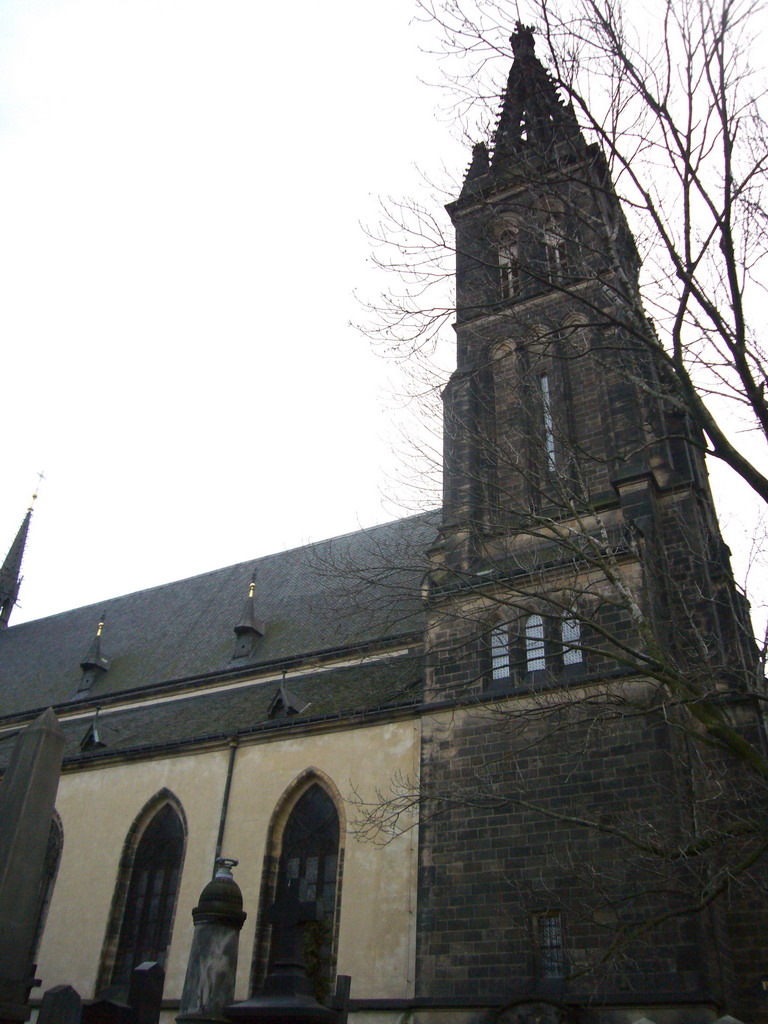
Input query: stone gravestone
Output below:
<box><xmin>225</xmin><ymin>879</ymin><xmax>336</xmax><ymax>1024</ymax></box>
<box><xmin>0</xmin><ymin>708</ymin><xmax>65</xmax><ymax>1024</ymax></box>
<box><xmin>496</xmin><ymin>1002</ymin><xmax>573</xmax><ymax>1024</ymax></box>
<box><xmin>37</xmin><ymin>985</ymin><xmax>82</xmax><ymax>1024</ymax></box>
<box><xmin>83</xmin><ymin>963</ymin><xmax>164</xmax><ymax>1024</ymax></box>
<box><xmin>330</xmin><ymin>976</ymin><xmax>350</xmax><ymax>1024</ymax></box>
<box><xmin>127</xmin><ymin>963</ymin><xmax>165</xmax><ymax>1024</ymax></box>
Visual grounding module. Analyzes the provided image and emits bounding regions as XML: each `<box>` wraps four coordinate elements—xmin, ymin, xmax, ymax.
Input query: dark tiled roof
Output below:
<box><xmin>0</xmin><ymin>513</ymin><xmax>438</xmax><ymax>719</ymax></box>
<box><xmin>0</xmin><ymin>656</ymin><xmax>424</xmax><ymax>770</ymax></box>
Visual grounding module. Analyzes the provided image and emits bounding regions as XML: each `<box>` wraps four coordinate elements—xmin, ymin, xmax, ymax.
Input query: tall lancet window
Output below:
<box><xmin>273</xmin><ymin>783</ymin><xmax>340</xmax><ymax>1001</ymax></box>
<box><xmin>540</xmin><ymin>373</ymin><xmax>556</xmax><ymax>471</ymax></box>
<box><xmin>561</xmin><ymin>615</ymin><xmax>583</xmax><ymax>666</ymax></box>
<box><xmin>111</xmin><ymin>803</ymin><xmax>184</xmax><ymax>986</ymax></box>
<box><xmin>525</xmin><ymin>614</ymin><xmax>546</xmax><ymax>673</ymax></box>
<box><xmin>29</xmin><ymin>814</ymin><xmax>63</xmax><ymax>963</ymax></box>
<box><xmin>491</xmin><ymin>625</ymin><xmax>511</xmax><ymax>682</ymax></box>
<box><xmin>544</xmin><ymin>222</ymin><xmax>567</xmax><ymax>284</ymax></box>
<box><xmin>499</xmin><ymin>231</ymin><xmax>520</xmax><ymax>300</ymax></box>
<box><xmin>536</xmin><ymin>911</ymin><xmax>566</xmax><ymax>978</ymax></box>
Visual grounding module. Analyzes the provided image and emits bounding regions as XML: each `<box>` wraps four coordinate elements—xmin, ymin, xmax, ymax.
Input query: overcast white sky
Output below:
<box><xmin>1</xmin><ymin>0</ymin><xmax>764</xmax><ymax>637</ymax></box>
<box><xmin>1</xmin><ymin>0</ymin><xmax>467</xmax><ymax>624</ymax></box>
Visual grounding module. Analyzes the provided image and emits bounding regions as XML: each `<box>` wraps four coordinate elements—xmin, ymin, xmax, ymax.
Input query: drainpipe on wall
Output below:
<box><xmin>214</xmin><ymin>737</ymin><xmax>239</xmax><ymax>874</ymax></box>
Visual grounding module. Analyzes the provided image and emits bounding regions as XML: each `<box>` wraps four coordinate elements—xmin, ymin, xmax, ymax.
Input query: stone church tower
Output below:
<box><xmin>419</xmin><ymin>23</ymin><xmax>764</xmax><ymax>1022</ymax></box>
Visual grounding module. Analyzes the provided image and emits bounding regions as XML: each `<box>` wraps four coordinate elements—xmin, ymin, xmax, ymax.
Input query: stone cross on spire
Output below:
<box><xmin>510</xmin><ymin>21</ymin><xmax>536</xmax><ymax>58</ymax></box>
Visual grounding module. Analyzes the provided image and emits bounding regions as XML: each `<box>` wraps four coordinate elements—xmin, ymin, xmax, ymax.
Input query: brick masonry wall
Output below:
<box><xmin>415</xmin><ymin>690</ymin><xmax>710</xmax><ymax>1004</ymax></box>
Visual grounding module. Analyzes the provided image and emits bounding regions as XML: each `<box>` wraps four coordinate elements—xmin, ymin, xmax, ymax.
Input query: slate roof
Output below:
<box><xmin>0</xmin><ymin>656</ymin><xmax>424</xmax><ymax>770</ymax></box>
<box><xmin>0</xmin><ymin>512</ymin><xmax>438</xmax><ymax>722</ymax></box>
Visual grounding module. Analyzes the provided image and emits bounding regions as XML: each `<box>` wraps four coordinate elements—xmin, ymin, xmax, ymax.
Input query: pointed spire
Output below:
<box><xmin>80</xmin><ymin>613</ymin><xmax>110</xmax><ymax>672</ymax></box>
<box><xmin>232</xmin><ymin>571</ymin><xmax>265</xmax><ymax>659</ymax></box>
<box><xmin>0</xmin><ymin>482</ymin><xmax>40</xmax><ymax>628</ymax></box>
<box><xmin>492</xmin><ymin>22</ymin><xmax>582</xmax><ymax>166</ymax></box>
<box><xmin>75</xmin><ymin>613</ymin><xmax>111</xmax><ymax>696</ymax></box>
<box><xmin>459</xmin><ymin>142</ymin><xmax>491</xmax><ymax>198</ymax></box>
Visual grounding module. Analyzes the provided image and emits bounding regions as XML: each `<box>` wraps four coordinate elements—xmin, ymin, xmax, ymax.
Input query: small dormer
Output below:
<box><xmin>232</xmin><ymin>577</ymin><xmax>265</xmax><ymax>659</ymax></box>
<box><xmin>75</xmin><ymin>614</ymin><xmax>110</xmax><ymax>697</ymax></box>
<box><xmin>79</xmin><ymin>708</ymin><xmax>107</xmax><ymax>751</ymax></box>
<box><xmin>268</xmin><ymin>679</ymin><xmax>309</xmax><ymax>720</ymax></box>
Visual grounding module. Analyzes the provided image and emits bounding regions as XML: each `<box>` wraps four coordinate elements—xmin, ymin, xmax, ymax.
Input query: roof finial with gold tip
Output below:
<box><xmin>76</xmin><ymin>612</ymin><xmax>111</xmax><ymax>697</ymax></box>
<box><xmin>30</xmin><ymin>470</ymin><xmax>45</xmax><ymax>509</ymax></box>
<box><xmin>233</xmin><ymin>568</ymin><xmax>265</xmax><ymax>659</ymax></box>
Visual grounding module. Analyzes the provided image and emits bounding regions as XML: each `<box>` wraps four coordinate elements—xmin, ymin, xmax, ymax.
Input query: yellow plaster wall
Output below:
<box><xmin>35</xmin><ymin>716</ymin><xmax>420</xmax><ymax>1005</ymax></box>
<box><xmin>36</xmin><ymin>747</ymin><xmax>230</xmax><ymax>999</ymax></box>
<box><xmin>222</xmin><ymin>718</ymin><xmax>421</xmax><ymax>1001</ymax></box>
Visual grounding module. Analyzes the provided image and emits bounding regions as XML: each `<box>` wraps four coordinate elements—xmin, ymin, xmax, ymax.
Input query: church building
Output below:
<box><xmin>1</xmin><ymin>25</ymin><xmax>765</xmax><ymax>1024</ymax></box>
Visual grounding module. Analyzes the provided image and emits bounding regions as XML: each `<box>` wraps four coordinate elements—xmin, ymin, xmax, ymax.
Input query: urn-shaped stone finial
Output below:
<box><xmin>177</xmin><ymin>858</ymin><xmax>247</xmax><ymax>1024</ymax></box>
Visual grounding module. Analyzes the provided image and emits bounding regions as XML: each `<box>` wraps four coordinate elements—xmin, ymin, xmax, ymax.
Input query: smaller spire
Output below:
<box><xmin>75</xmin><ymin>613</ymin><xmax>111</xmax><ymax>696</ymax></box>
<box><xmin>491</xmin><ymin>22</ymin><xmax>582</xmax><ymax>166</ymax></box>
<box><xmin>0</xmin><ymin>482</ymin><xmax>41</xmax><ymax>628</ymax></box>
<box><xmin>232</xmin><ymin>571</ymin><xmax>265</xmax><ymax>659</ymax></box>
<box><xmin>459</xmin><ymin>142</ymin><xmax>491</xmax><ymax>198</ymax></box>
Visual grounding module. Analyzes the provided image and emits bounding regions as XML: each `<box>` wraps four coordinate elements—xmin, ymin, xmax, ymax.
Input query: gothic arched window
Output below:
<box><xmin>490</xmin><ymin>624</ymin><xmax>511</xmax><ymax>682</ymax></box>
<box><xmin>561</xmin><ymin>615</ymin><xmax>583</xmax><ymax>666</ymax></box>
<box><xmin>111</xmin><ymin>803</ymin><xmax>184</xmax><ymax>986</ymax></box>
<box><xmin>544</xmin><ymin>221</ymin><xmax>568</xmax><ymax>284</ymax></box>
<box><xmin>525</xmin><ymin>614</ymin><xmax>546</xmax><ymax>673</ymax></box>
<box><xmin>29</xmin><ymin>814</ymin><xmax>63</xmax><ymax>962</ymax></box>
<box><xmin>539</xmin><ymin>373</ymin><xmax>556</xmax><ymax>472</ymax></box>
<box><xmin>253</xmin><ymin>778</ymin><xmax>342</xmax><ymax>1003</ymax></box>
<box><xmin>262</xmin><ymin>782</ymin><xmax>341</xmax><ymax>1003</ymax></box>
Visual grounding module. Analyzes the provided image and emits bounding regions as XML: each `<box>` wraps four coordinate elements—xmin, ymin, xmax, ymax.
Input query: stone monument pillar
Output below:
<box><xmin>177</xmin><ymin>858</ymin><xmax>247</xmax><ymax>1024</ymax></box>
<box><xmin>0</xmin><ymin>708</ymin><xmax>65</xmax><ymax>1024</ymax></box>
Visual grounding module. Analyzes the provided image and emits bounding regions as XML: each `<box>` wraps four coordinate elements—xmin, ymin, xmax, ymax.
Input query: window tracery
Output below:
<box><xmin>498</xmin><ymin>231</ymin><xmax>520</xmax><ymax>300</ymax></box>
<box><xmin>525</xmin><ymin>614</ymin><xmax>546</xmax><ymax>673</ymax></box>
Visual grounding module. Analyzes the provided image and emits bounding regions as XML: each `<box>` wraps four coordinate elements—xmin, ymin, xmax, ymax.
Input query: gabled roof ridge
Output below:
<box><xmin>1</xmin><ymin>509</ymin><xmax>439</xmax><ymax>632</ymax></box>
